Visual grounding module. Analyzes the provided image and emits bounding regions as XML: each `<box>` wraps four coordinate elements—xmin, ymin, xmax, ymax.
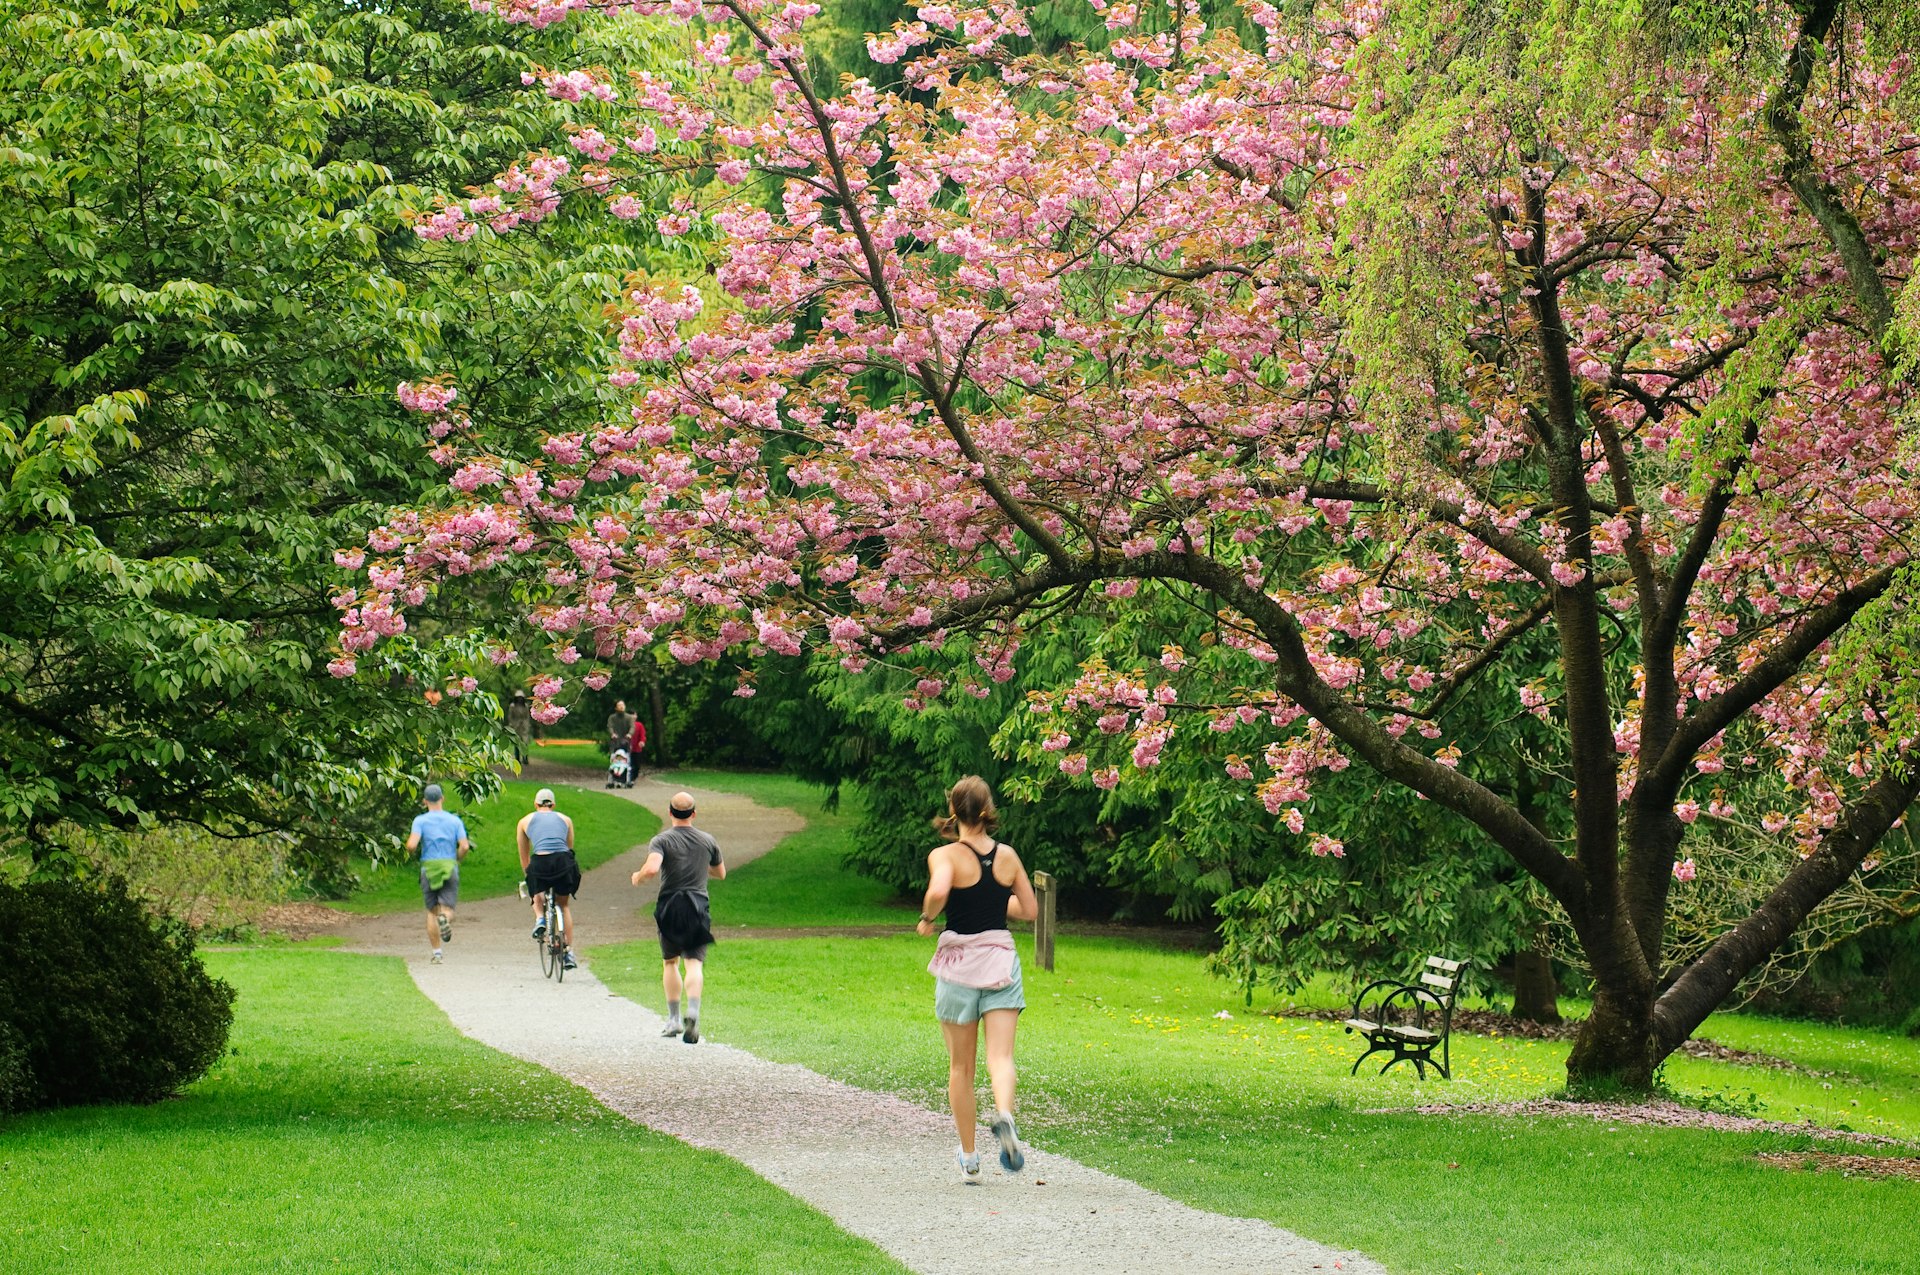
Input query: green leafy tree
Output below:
<box><xmin>0</xmin><ymin>0</ymin><xmax>685</xmax><ymax>877</ymax></box>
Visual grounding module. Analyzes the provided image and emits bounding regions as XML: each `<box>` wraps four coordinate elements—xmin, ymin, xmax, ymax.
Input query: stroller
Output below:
<box><xmin>606</xmin><ymin>746</ymin><xmax>634</xmax><ymax>789</ymax></box>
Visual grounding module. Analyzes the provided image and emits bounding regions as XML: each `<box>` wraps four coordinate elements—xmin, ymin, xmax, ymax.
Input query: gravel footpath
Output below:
<box><xmin>341</xmin><ymin>772</ymin><xmax>1385</xmax><ymax>1275</ymax></box>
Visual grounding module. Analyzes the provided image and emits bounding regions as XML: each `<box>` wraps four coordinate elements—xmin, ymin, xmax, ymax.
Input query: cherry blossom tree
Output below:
<box><xmin>335</xmin><ymin>0</ymin><xmax>1920</xmax><ymax>1087</ymax></box>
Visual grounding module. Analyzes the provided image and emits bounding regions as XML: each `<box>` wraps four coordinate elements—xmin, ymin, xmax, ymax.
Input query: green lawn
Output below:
<box><xmin>525</xmin><ymin>738</ymin><xmax>609</xmax><ymax>771</ymax></box>
<box><xmin>338</xmin><ymin>779</ymin><xmax>658</xmax><ymax>914</ymax></box>
<box><xmin>590</xmin><ymin>932</ymin><xmax>1918</xmax><ymax>1274</ymax></box>
<box><xmin>588</xmin><ymin>768</ymin><xmax>1920</xmax><ymax>1275</ymax></box>
<box><xmin>654</xmin><ymin>770</ymin><xmax>918</xmax><ymax>927</ymax></box>
<box><xmin>0</xmin><ymin>949</ymin><xmax>906</xmax><ymax>1274</ymax></box>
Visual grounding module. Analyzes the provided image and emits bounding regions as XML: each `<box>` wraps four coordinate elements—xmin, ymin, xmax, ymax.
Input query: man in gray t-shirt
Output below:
<box><xmin>633</xmin><ymin>791</ymin><xmax>725</xmax><ymax>1044</ymax></box>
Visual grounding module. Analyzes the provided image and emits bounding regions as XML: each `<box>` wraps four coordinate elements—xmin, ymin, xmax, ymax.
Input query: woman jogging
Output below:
<box><xmin>917</xmin><ymin>775</ymin><xmax>1039</xmax><ymax>1184</ymax></box>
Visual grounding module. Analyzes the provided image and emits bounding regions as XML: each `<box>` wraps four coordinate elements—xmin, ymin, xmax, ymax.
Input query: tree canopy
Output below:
<box><xmin>341</xmin><ymin>0</ymin><xmax>1919</xmax><ymax>1084</ymax></box>
<box><xmin>0</xmin><ymin>0</ymin><xmax>683</xmax><ymax>873</ymax></box>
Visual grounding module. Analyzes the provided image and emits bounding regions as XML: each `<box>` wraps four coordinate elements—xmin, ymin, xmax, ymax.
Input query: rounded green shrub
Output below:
<box><xmin>0</xmin><ymin>877</ymin><xmax>235</xmax><ymax>1115</ymax></box>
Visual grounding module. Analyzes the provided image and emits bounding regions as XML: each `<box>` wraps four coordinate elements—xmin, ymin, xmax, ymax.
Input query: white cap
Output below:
<box><xmin>535</xmin><ymin>788</ymin><xmax>556</xmax><ymax>806</ymax></box>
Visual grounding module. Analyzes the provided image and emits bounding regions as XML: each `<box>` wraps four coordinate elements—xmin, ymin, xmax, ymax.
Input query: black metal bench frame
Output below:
<box><xmin>1343</xmin><ymin>956</ymin><xmax>1462</xmax><ymax>1079</ymax></box>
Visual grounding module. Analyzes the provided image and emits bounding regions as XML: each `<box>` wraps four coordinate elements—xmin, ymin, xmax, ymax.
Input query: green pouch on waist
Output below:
<box><xmin>422</xmin><ymin>859</ymin><xmax>457</xmax><ymax>890</ymax></box>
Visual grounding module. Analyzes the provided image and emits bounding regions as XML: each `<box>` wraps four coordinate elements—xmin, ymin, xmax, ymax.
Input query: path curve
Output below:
<box><xmin>344</xmin><ymin>768</ymin><xmax>1385</xmax><ymax>1275</ymax></box>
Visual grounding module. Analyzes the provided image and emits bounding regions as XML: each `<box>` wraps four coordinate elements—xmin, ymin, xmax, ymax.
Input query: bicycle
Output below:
<box><xmin>523</xmin><ymin>881</ymin><xmax>569</xmax><ymax>982</ymax></box>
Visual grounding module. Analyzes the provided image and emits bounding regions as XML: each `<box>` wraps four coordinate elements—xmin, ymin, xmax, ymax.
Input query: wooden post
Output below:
<box><xmin>1032</xmin><ymin>870</ymin><xmax>1056</xmax><ymax>972</ymax></box>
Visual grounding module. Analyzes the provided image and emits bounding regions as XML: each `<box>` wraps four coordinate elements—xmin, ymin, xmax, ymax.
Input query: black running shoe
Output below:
<box><xmin>682</xmin><ymin>1017</ymin><xmax>700</xmax><ymax>1045</ymax></box>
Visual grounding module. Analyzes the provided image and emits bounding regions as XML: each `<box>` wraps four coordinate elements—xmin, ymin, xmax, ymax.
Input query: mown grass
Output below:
<box><xmin>586</xmin><ymin>769</ymin><xmax>1920</xmax><ymax>1274</ymax></box>
<box><xmin>592</xmin><ymin>932</ymin><xmax>1919</xmax><ymax>1274</ymax></box>
<box><xmin>338</xmin><ymin>779</ymin><xmax>658</xmax><ymax>915</ymax></box>
<box><xmin>0</xmin><ymin>949</ymin><xmax>906</xmax><ymax>1275</ymax></box>
<box><xmin>525</xmin><ymin>739</ymin><xmax>609</xmax><ymax>771</ymax></box>
<box><xmin>653</xmin><ymin>770</ymin><xmax>918</xmax><ymax>928</ymax></box>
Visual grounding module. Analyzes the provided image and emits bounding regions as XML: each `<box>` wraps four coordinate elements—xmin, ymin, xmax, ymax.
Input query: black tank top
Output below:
<box><xmin>944</xmin><ymin>843</ymin><xmax>1013</xmax><ymax>935</ymax></box>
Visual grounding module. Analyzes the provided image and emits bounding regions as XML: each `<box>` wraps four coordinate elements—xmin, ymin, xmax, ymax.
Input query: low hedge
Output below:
<box><xmin>0</xmin><ymin>876</ymin><xmax>235</xmax><ymax>1115</ymax></box>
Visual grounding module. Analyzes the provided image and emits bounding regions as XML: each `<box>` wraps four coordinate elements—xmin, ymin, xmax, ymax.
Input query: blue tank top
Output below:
<box><xmin>525</xmin><ymin>810</ymin><xmax>570</xmax><ymax>855</ymax></box>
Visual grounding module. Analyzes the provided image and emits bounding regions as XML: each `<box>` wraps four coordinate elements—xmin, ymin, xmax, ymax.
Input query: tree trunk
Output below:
<box><xmin>644</xmin><ymin>660</ymin><xmax>670</xmax><ymax>766</ymax></box>
<box><xmin>1510</xmin><ymin>945</ymin><xmax>1562</xmax><ymax>1024</ymax></box>
<box><xmin>1564</xmin><ymin>986</ymin><xmax>1658</xmax><ymax>1091</ymax></box>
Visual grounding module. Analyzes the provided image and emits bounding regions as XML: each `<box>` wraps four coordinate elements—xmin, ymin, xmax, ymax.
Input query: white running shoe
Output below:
<box><xmin>956</xmin><ymin>1147</ymin><xmax>982</xmax><ymax>1184</ymax></box>
<box><xmin>991</xmin><ymin>1112</ymin><xmax>1024</xmax><ymax>1173</ymax></box>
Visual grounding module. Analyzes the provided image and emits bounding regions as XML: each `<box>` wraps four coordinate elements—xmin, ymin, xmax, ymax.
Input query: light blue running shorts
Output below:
<box><xmin>934</xmin><ymin>954</ymin><xmax>1027</xmax><ymax>1024</ymax></box>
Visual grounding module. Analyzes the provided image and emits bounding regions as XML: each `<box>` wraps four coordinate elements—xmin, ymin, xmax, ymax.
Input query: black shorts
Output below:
<box><xmin>656</xmin><ymin>889</ymin><xmax>714</xmax><ymax>962</ymax></box>
<box><xmin>526</xmin><ymin>851</ymin><xmax>581</xmax><ymax>899</ymax></box>
<box><xmin>661</xmin><ymin>938</ymin><xmax>710</xmax><ymax>963</ymax></box>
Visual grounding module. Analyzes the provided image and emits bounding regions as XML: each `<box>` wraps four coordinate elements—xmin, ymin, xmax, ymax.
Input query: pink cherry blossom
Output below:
<box><xmin>342</xmin><ymin>0</ymin><xmax>1920</xmax><ymax>1083</ymax></box>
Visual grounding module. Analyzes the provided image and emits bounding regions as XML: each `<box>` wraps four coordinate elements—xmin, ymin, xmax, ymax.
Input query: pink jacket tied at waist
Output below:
<box><xmin>928</xmin><ymin>929</ymin><xmax>1017</xmax><ymax>990</ymax></box>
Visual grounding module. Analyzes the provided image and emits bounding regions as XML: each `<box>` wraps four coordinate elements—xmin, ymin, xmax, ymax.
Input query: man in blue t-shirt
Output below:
<box><xmin>407</xmin><ymin>784</ymin><xmax>470</xmax><ymax>964</ymax></box>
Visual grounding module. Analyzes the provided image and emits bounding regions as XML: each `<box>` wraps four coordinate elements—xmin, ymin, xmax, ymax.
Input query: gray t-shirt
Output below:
<box><xmin>650</xmin><ymin>825</ymin><xmax>722</xmax><ymax>896</ymax></box>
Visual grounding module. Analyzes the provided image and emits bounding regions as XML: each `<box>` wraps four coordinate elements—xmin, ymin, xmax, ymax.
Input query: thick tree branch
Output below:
<box><xmin>1291</xmin><ymin>478</ymin><xmax>1559</xmax><ymax>585</ymax></box>
<box><xmin>1641</xmin><ymin>414</ymin><xmax>1763</xmax><ymax>762</ymax></box>
<box><xmin>1424</xmin><ymin>595</ymin><xmax>1556</xmax><ymax>717</ymax></box>
<box><xmin>1521</xmin><ymin>179</ymin><xmax>1620</xmax><ymax>899</ymax></box>
<box><xmin>1640</xmin><ymin>566</ymin><xmax>1898</xmax><ymax>809</ymax></box>
<box><xmin>905</xmin><ymin>545</ymin><xmax>1586</xmax><ymax>905</ymax></box>
<box><xmin>1651</xmin><ymin>761</ymin><xmax>1920</xmax><ymax>1055</ymax></box>
<box><xmin>1765</xmin><ymin>0</ymin><xmax>1896</xmax><ymax>344</ymax></box>
<box><xmin>1142</xmin><ymin>552</ymin><xmax>1587</xmax><ymax>907</ymax></box>
<box><xmin>1589</xmin><ymin>401</ymin><xmax>1662</xmax><ymax>624</ymax></box>
<box><xmin>1211</xmin><ymin>155</ymin><xmax>1297</xmax><ymax>213</ymax></box>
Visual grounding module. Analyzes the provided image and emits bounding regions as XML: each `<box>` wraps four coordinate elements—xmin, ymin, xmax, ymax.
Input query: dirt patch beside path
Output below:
<box><xmin>254</xmin><ymin>902</ymin><xmax>355</xmax><ymax>940</ymax></box>
<box><xmin>1380</xmin><ymin>1097</ymin><xmax>1911</xmax><ymax>1146</ymax></box>
<box><xmin>1758</xmin><ymin>1151</ymin><xmax>1920</xmax><ymax>1181</ymax></box>
<box><xmin>1275</xmin><ymin>1005</ymin><xmax>1849</xmax><ymax>1078</ymax></box>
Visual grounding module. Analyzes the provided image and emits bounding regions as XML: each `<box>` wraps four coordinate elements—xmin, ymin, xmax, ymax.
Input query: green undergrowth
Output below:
<box><xmin>591</xmin><ymin>931</ymin><xmax>1919</xmax><ymax>1273</ymax></box>
<box><xmin>336</xmin><ymin>779</ymin><xmax>658</xmax><ymax>914</ymax></box>
<box><xmin>654</xmin><ymin>770</ymin><xmax>918</xmax><ymax>927</ymax></box>
<box><xmin>0</xmin><ymin>950</ymin><xmax>905</xmax><ymax>1274</ymax></box>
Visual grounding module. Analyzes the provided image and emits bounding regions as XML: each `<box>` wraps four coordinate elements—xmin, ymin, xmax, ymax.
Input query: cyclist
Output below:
<box><xmin>517</xmin><ymin>787</ymin><xmax>581</xmax><ymax>971</ymax></box>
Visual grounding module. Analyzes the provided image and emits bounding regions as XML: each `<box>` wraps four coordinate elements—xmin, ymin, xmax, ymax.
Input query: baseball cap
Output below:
<box><xmin>423</xmin><ymin>783</ymin><xmax>444</xmax><ymax>803</ymax></box>
<box><xmin>535</xmin><ymin>788</ymin><xmax>556</xmax><ymax>806</ymax></box>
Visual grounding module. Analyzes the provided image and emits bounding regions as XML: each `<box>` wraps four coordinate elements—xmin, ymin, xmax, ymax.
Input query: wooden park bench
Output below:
<box><xmin>1343</xmin><ymin>956</ymin><xmax>1463</xmax><ymax>1080</ymax></box>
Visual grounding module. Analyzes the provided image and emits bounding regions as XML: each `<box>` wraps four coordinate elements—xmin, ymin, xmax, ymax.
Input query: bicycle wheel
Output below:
<box><xmin>539</xmin><ymin>899</ymin><xmax>558</xmax><ymax>979</ymax></box>
<box><xmin>553</xmin><ymin>928</ymin><xmax>566</xmax><ymax>982</ymax></box>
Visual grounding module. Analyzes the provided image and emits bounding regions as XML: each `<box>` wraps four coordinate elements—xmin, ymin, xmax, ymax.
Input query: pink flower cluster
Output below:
<box><xmin>524</xmin><ymin>66</ymin><xmax>617</xmax><ymax>102</ymax></box>
<box><xmin>337</xmin><ymin>0</ymin><xmax>1919</xmax><ymax>893</ymax></box>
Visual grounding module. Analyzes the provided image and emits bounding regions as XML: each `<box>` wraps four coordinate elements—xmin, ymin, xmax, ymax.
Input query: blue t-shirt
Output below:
<box><xmin>411</xmin><ymin>810</ymin><xmax>468</xmax><ymax>861</ymax></box>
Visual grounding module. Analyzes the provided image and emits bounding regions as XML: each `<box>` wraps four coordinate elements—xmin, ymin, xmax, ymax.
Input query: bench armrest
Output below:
<box><xmin>1349</xmin><ymin>978</ymin><xmax>1404</xmax><ymax>1023</ymax></box>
